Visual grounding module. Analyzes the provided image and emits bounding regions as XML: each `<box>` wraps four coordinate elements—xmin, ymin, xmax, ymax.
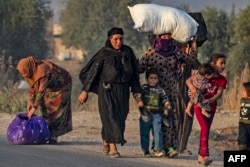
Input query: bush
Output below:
<box><xmin>0</xmin><ymin>87</ymin><xmax>27</xmax><ymax>114</ymax></box>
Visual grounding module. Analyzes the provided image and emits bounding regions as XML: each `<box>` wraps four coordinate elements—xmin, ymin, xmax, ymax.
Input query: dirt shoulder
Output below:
<box><xmin>0</xmin><ymin>109</ymin><xmax>239</xmax><ymax>166</ymax></box>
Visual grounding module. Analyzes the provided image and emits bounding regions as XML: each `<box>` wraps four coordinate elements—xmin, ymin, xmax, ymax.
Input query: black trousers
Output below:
<box><xmin>238</xmin><ymin>122</ymin><xmax>250</xmax><ymax>150</ymax></box>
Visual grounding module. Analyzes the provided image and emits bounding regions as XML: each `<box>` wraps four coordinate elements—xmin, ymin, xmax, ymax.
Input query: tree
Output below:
<box><xmin>0</xmin><ymin>0</ymin><xmax>52</xmax><ymax>60</ymax></box>
<box><xmin>198</xmin><ymin>7</ymin><xmax>231</xmax><ymax>63</ymax></box>
<box><xmin>60</xmin><ymin>0</ymin><xmax>151</xmax><ymax>57</ymax></box>
<box><xmin>227</xmin><ymin>3</ymin><xmax>250</xmax><ymax>78</ymax></box>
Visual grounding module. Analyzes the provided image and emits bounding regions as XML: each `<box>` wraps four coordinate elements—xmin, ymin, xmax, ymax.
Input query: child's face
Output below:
<box><xmin>212</xmin><ymin>58</ymin><xmax>226</xmax><ymax>73</ymax></box>
<box><xmin>204</xmin><ymin>73</ymin><xmax>214</xmax><ymax>79</ymax></box>
<box><xmin>242</xmin><ymin>87</ymin><xmax>248</xmax><ymax>98</ymax></box>
<box><xmin>147</xmin><ymin>74</ymin><xmax>159</xmax><ymax>87</ymax></box>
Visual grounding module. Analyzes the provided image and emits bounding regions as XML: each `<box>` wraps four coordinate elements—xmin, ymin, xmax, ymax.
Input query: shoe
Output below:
<box><xmin>110</xmin><ymin>151</ymin><xmax>120</xmax><ymax>158</ymax></box>
<box><xmin>153</xmin><ymin>150</ymin><xmax>165</xmax><ymax>157</ymax></box>
<box><xmin>181</xmin><ymin>149</ymin><xmax>192</xmax><ymax>155</ymax></box>
<box><xmin>143</xmin><ymin>151</ymin><xmax>151</xmax><ymax>157</ymax></box>
<box><xmin>167</xmin><ymin>150</ymin><xmax>178</xmax><ymax>158</ymax></box>
<box><xmin>198</xmin><ymin>157</ymin><xmax>213</xmax><ymax>166</ymax></box>
<box><xmin>49</xmin><ymin>137</ymin><xmax>58</xmax><ymax>144</ymax></box>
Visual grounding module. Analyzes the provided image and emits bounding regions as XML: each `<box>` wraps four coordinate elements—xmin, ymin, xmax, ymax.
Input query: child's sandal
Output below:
<box><xmin>198</xmin><ymin>157</ymin><xmax>213</xmax><ymax>166</ymax></box>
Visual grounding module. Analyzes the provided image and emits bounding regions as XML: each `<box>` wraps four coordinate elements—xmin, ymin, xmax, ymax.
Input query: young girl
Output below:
<box><xmin>186</xmin><ymin>53</ymin><xmax>227</xmax><ymax>166</ymax></box>
<box><xmin>238</xmin><ymin>82</ymin><xmax>250</xmax><ymax>151</ymax></box>
<box><xmin>185</xmin><ymin>63</ymin><xmax>215</xmax><ymax>118</ymax></box>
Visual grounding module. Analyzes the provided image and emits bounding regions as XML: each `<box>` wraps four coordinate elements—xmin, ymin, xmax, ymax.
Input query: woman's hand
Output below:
<box><xmin>28</xmin><ymin>107</ymin><xmax>36</xmax><ymax>119</ymax></box>
<box><xmin>27</xmin><ymin>102</ymin><xmax>32</xmax><ymax>111</ymax></box>
<box><xmin>78</xmin><ymin>91</ymin><xmax>88</xmax><ymax>104</ymax></box>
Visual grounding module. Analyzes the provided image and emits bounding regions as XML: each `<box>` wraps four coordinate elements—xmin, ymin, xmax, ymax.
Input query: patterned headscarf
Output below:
<box><xmin>16</xmin><ymin>56</ymin><xmax>54</xmax><ymax>86</ymax></box>
<box><xmin>153</xmin><ymin>36</ymin><xmax>183</xmax><ymax>78</ymax></box>
<box><xmin>153</xmin><ymin>36</ymin><xmax>179</xmax><ymax>57</ymax></box>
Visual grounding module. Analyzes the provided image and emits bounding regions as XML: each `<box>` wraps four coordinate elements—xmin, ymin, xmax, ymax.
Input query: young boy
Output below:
<box><xmin>238</xmin><ymin>82</ymin><xmax>250</xmax><ymax>151</ymax></box>
<box><xmin>185</xmin><ymin>63</ymin><xmax>214</xmax><ymax>118</ymax></box>
<box><xmin>134</xmin><ymin>68</ymin><xmax>171</xmax><ymax>157</ymax></box>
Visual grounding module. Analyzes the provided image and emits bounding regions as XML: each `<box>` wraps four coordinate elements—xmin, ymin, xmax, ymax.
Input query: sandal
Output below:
<box><xmin>198</xmin><ymin>157</ymin><xmax>213</xmax><ymax>166</ymax></box>
<box><xmin>167</xmin><ymin>150</ymin><xmax>178</xmax><ymax>158</ymax></box>
<box><xmin>181</xmin><ymin>149</ymin><xmax>192</xmax><ymax>155</ymax></box>
<box><xmin>110</xmin><ymin>151</ymin><xmax>121</xmax><ymax>158</ymax></box>
<box><xmin>102</xmin><ymin>141</ymin><xmax>110</xmax><ymax>155</ymax></box>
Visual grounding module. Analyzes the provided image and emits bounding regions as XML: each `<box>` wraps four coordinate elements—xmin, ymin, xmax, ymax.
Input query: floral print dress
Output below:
<box><xmin>29</xmin><ymin>67</ymin><xmax>72</xmax><ymax>137</ymax></box>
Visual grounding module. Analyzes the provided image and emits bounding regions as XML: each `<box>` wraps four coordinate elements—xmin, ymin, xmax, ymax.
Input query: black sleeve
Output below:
<box><xmin>79</xmin><ymin>50</ymin><xmax>103</xmax><ymax>94</ymax></box>
<box><xmin>79</xmin><ymin>62</ymin><xmax>101</xmax><ymax>92</ymax></box>
<box><xmin>127</xmin><ymin>46</ymin><xmax>142</xmax><ymax>93</ymax></box>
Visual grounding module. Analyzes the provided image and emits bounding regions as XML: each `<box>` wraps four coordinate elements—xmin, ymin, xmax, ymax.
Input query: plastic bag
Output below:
<box><xmin>128</xmin><ymin>4</ymin><xmax>198</xmax><ymax>43</ymax></box>
<box><xmin>7</xmin><ymin>112</ymin><xmax>50</xmax><ymax>144</ymax></box>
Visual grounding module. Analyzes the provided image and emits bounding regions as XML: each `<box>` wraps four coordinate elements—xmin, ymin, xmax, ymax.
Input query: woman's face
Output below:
<box><xmin>180</xmin><ymin>40</ymin><xmax>198</xmax><ymax>56</ymax></box>
<box><xmin>20</xmin><ymin>72</ymin><xmax>29</xmax><ymax>78</ymax></box>
<box><xmin>110</xmin><ymin>34</ymin><xmax>123</xmax><ymax>50</ymax></box>
<box><xmin>159</xmin><ymin>34</ymin><xmax>172</xmax><ymax>39</ymax></box>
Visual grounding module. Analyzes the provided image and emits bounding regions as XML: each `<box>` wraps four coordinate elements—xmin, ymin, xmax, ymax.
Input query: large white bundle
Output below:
<box><xmin>128</xmin><ymin>4</ymin><xmax>198</xmax><ymax>43</ymax></box>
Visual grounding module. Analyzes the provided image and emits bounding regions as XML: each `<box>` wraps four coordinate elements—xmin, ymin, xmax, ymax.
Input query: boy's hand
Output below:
<box><xmin>164</xmin><ymin>102</ymin><xmax>171</xmax><ymax>110</ymax></box>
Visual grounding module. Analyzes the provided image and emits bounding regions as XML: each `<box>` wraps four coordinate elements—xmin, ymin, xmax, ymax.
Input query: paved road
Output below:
<box><xmin>0</xmin><ymin>136</ymin><xmax>174</xmax><ymax>167</ymax></box>
<box><xmin>0</xmin><ymin>111</ymin><xmax>228</xmax><ymax>167</ymax></box>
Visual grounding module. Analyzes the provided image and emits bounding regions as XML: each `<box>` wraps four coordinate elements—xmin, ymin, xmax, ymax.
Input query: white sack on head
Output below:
<box><xmin>127</xmin><ymin>4</ymin><xmax>198</xmax><ymax>43</ymax></box>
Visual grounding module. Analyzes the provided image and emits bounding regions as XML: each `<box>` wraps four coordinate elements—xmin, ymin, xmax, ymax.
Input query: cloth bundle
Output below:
<box><xmin>7</xmin><ymin>112</ymin><xmax>50</xmax><ymax>144</ymax></box>
<box><xmin>188</xmin><ymin>12</ymin><xmax>208</xmax><ymax>47</ymax></box>
<box><xmin>128</xmin><ymin>4</ymin><xmax>198</xmax><ymax>43</ymax></box>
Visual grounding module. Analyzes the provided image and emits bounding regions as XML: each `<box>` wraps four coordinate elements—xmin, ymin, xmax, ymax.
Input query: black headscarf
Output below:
<box><xmin>107</xmin><ymin>27</ymin><xmax>123</xmax><ymax>37</ymax></box>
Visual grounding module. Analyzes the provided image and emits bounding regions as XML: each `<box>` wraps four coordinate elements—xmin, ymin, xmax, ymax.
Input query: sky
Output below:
<box><xmin>50</xmin><ymin>0</ymin><xmax>250</xmax><ymax>23</ymax></box>
<box><xmin>153</xmin><ymin>0</ymin><xmax>249</xmax><ymax>13</ymax></box>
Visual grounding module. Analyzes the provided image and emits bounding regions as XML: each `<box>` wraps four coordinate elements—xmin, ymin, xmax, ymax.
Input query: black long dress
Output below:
<box><xmin>176</xmin><ymin>64</ymin><xmax>195</xmax><ymax>153</ymax></box>
<box><xmin>79</xmin><ymin>45</ymin><xmax>141</xmax><ymax>145</ymax></box>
